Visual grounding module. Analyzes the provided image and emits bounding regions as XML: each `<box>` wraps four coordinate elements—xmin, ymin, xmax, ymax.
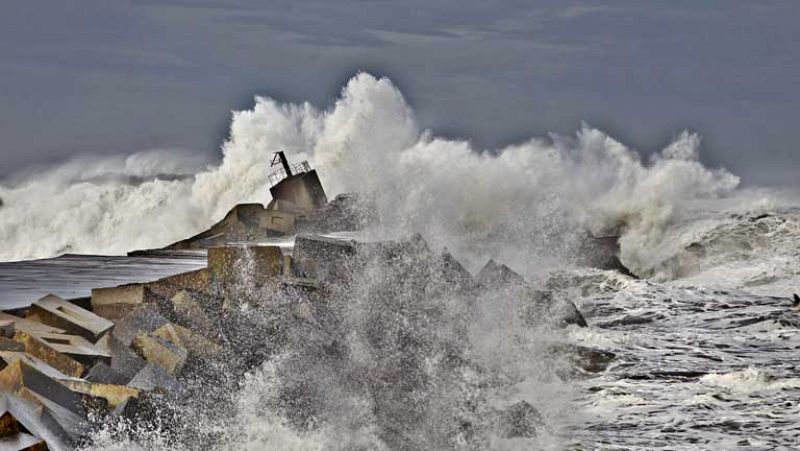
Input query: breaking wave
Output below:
<box><xmin>0</xmin><ymin>72</ymin><xmax>752</xmax><ymax>278</ymax></box>
<box><xmin>4</xmin><ymin>73</ymin><xmax>800</xmax><ymax>451</ymax></box>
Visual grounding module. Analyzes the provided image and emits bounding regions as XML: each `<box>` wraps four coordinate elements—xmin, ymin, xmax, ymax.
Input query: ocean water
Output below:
<box><xmin>4</xmin><ymin>211</ymin><xmax>796</xmax><ymax>450</ymax></box>
<box><xmin>561</xmin><ymin>210</ymin><xmax>800</xmax><ymax>450</ymax></box>
<box><xmin>0</xmin><ymin>74</ymin><xmax>798</xmax><ymax>449</ymax></box>
<box><xmin>0</xmin><ymin>253</ymin><xmax>206</xmax><ymax>309</ymax></box>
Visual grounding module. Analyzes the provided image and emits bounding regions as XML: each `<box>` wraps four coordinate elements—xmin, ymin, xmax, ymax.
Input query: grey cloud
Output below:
<box><xmin>0</xmin><ymin>1</ymin><xmax>798</xmax><ymax>185</ymax></box>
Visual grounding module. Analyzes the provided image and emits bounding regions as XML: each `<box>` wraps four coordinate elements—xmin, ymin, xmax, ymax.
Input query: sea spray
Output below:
<box><xmin>1</xmin><ymin>73</ymin><xmax>741</xmax><ymax>277</ymax></box>
<box><xmin>77</xmin><ymin>236</ymin><xmax>578</xmax><ymax>450</ymax></box>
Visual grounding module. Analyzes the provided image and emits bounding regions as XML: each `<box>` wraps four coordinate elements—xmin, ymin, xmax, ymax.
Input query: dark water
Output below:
<box><xmin>558</xmin><ymin>270</ymin><xmax>800</xmax><ymax>450</ymax></box>
<box><xmin>0</xmin><ymin>253</ymin><xmax>206</xmax><ymax>309</ymax></box>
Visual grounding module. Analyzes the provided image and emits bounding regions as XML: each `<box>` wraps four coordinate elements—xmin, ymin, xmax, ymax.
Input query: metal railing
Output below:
<box><xmin>268</xmin><ymin>160</ymin><xmax>311</xmax><ymax>186</ymax></box>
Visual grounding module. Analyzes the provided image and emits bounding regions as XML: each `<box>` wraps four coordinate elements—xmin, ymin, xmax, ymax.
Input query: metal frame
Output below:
<box><xmin>268</xmin><ymin>160</ymin><xmax>311</xmax><ymax>186</ymax></box>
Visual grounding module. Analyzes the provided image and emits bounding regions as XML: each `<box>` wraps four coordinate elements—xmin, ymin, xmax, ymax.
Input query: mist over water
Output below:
<box><xmin>0</xmin><ymin>72</ymin><xmax>750</xmax><ymax>275</ymax></box>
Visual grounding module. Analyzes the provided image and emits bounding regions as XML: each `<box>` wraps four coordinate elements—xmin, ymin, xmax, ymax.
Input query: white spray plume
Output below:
<box><xmin>1</xmin><ymin>73</ymin><xmax>742</xmax><ymax>275</ymax></box>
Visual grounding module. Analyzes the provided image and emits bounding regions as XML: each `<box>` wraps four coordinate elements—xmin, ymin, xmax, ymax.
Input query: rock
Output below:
<box><xmin>475</xmin><ymin>260</ymin><xmax>587</xmax><ymax>328</ymax></box>
<box><xmin>297</xmin><ymin>192</ymin><xmax>378</xmax><ymax>233</ymax></box>
<box><xmin>26</xmin><ymin>294</ymin><xmax>113</xmax><ymax>341</ymax></box>
<box><xmin>544</xmin><ymin>292</ymin><xmax>588</xmax><ymax>328</ymax></box>
<box><xmin>576</xmin><ymin>235</ymin><xmax>635</xmax><ymax>277</ymax></box>
<box><xmin>93</xmin><ymin>335</ymin><xmax>146</xmax><ymax>383</ymax></box>
<box><xmin>131</xmin><ymin>333</ymin><xmax>188</xmax><ymax>375</ymax></box>
<box><xmin>440</xmin><ymin>248</ymin><xmax>475</xmax><ymax>290</ymax></box>
<box><xmin>475</xmin><ymin>260</ymin><xmax>527</xmax><ymax>289</ymax></box>
<box><xmin>521</xmin><ymin>290</ymin><xmax>588</xmax><ymax>328</ymax></box>
<box><xmin>498</xmin><ymin>401</ymin><xmax>544</xmax><ymax>438</ymax></box>
<box><xmin>91</xmin><ymin>284</ymin><xmax>154</xmax><ymax>321</ymax></box>
<box><xmin>208</xmin><ymin>245</ymin><xmax>284</xmax><ymax>293</ymax></box>
<box><xmin>127</xmin><ymin>363</ymin><xmax>184</xmax><ymax>397</ymax></box>
<box><xmin>567</xmin><ymin>346</ymin><xmax>616</xmax><ymax>373</ymax></box>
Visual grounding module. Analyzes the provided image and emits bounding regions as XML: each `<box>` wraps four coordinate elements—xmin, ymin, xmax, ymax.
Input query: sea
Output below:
<box><xmin>1</xmin><ymin>74</ymin><xmax>798</xmax><ymax>450</ymax></box>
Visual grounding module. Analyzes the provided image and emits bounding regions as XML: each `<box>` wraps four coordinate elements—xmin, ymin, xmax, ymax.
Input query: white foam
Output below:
<box><xmin>0</xmin><ymin>73</ymin><xmax>748</xmax><ymax>277</ymax></box>
<box><xmin>700</xmin><ymin>367</ymin><xmax>800</xmax><ymax>394</ymax></box>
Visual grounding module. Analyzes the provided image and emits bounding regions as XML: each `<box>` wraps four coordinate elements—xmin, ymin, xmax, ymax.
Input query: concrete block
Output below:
<box><xmin>475</xmin><ymin>260</ymin><xmax>527</xmax><ymax>289</ymax></box>
<box><xmin>65</xmin><ymin>296</ymin><xmax>92</xmax><ymax>311</ymax></box>
<box><xmin>11</xmin><ymin>332</ymin><xmax>83</xmax><ymax>378</ymax></box>
<box><xmin>0</xmin><ymin>396</ymin><xmax>52</xmax><ymax>450</ymax></box>
<box><xmin>0</xmin><ymin>352</ymin><xmax>72</xmax><ymax>382</ymax></box>
<box><xmin>131</xmin><ymin>334</ymin><xmax>187</xmax><ymax>375</ymax></box>
<box><xmin>127</xmin><ymin>363</ymin><xmax>183</xmax><ymax>397</ymax></box>
<box><xmin>93</xmin><ymin>335</ymin><xmax>145</xmax><ymax>383</ymax></box>
<box><xmin>0</xmin><ymin>431</ymin><xmax>47</xmax><ymax>450</ymax></box>
<box><xmin>111</xmin><ymin>307</ymin><xmax>169</xmax><ymax>347</ymax></box>
<box><xmin>0</xmin><ymin>338</ymin><xmax>24</xmax><ymax>352</ymax></box>
<box><xmin>13</xmin><ymin>330</ymin><xmax>110</xmax><ymax>378</ymax></box>
<box><xmin>439</xmin><ymin>249</ymin><xmax>474</xmax><ymax>289</ymax></box>
<box><xmin>170</xmin><ymin>290</ymin><xmax>214</xmax><ymax>332</ymax></box>
<box><xmin>0</xmin><ymin>392</ymin><xmax>78</xmax><ymax>451</ymax></box>
<box><xmin>293</xmin><ymin>234</ymin><xmax>357</xmax><ymax>282</ymax></box>
<box><xmin>0</xmin><ymin>411</ymin><xmax>18</xmax><ymax>439</ymax></box>
<box><xmin>16</xmin><ymin>386</ymin><xmax>85</xmax><ymax>445</ymax></box>
<box><xmin>152</xmin><ymin>323</ymin><xmax>222</xmax><ymax>358</ymax></box>
<box><xmin>0</xmin><ymin>319</ymin><xmax>14</xmax><ymax>338</ymax></box>
<box><xmin>58</xmin><ymin>379</ymin><xmax>138</xmax><ymax>409</ymax></box>
<box><xmin>0</xmin><ymin>361</ymin><xmax>84</xmax><ymax>418</ymax></box>
<box><xmin>84</xmin><ymin>362</ymin><xmax>129</xmax><ymax>386</ymax></box>
<box><xmin>0</xmin><ymin>313</ymin><xmax>65</xmax><ymax>336</ymax></box>
<box><xmin>27</xmin><ymin>294</ymin><xmax>114</xmax><ymax>341</ymax></box>
<box><xmin>208</xmin><ymin>245</ymin><xmax>284</xmax><ymax>289</ymax></box>
<box><xmin>259</xmin><ymin>210</ymin><xmax>297</xmax><ymax>235</ymax></box>
<box><xmin>269</xmin><ymin>168</ymin><xmax>328</xmax><ymax>210</ymax></box>
<box><xmin>498</xmin><ymin>401</ymin><xmax>543</xmax><ymax>438</ymax></box>
<box><xmin>90</xmin><ymin>284</ymin><xmax>152</xmax><ymax>321</ymax></box>
<box><xmin>144</xmin><ymin>268</ymin><xmax>209</xmax><ymax>299</ymax></box>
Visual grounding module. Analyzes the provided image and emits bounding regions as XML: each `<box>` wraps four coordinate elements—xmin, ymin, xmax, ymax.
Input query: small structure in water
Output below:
<box><xmin>158</xmin><ymin>151</ymin><xmax>331</xmax><ymax>250</ymax></box>
<box><xmin>267</xmin><ymin>151</ymin><xmax>328</xmax><ymax>210</ymax></box>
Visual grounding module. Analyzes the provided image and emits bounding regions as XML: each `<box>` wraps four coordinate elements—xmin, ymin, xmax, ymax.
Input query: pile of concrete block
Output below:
<box><xmin>0</xmin><ymin>237</ymin><xmax>595</xmax><ymax>449</ymax></box>
<box><xmin>0</xmin><ymin>262</ymin><xmax>226</xmax><ymax>450</ymax></box>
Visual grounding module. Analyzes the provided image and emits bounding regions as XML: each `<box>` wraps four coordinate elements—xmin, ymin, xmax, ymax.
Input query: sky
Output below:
<box><xmin>1</xmin><ymin>1</ymin><xmax>798</xmax><ymax>185</ymax></box>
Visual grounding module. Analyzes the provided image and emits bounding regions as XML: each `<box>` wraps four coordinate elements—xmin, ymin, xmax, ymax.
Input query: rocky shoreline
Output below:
<box><xmin>0</xmin><ymin>231</ymin><xmax>618</xmax><ymax>450</ymax></box>
<box><xmin>1</xmin><ymin>156</ymin><xmax>627</xmax><ymax>449</ymax></box>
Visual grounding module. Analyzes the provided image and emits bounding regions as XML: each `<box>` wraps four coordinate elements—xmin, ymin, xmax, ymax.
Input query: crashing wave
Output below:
<box><xmin>1</xmin><ymin>73</ymin><xmax>742</xmax><ymax>277</ymax></box>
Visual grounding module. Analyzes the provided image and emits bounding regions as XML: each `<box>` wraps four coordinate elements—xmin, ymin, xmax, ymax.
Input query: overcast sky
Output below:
<box><xmin>1</xmin><ymin>1</ymin><xmax>798</xmax><ymax>185</ymax></box>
